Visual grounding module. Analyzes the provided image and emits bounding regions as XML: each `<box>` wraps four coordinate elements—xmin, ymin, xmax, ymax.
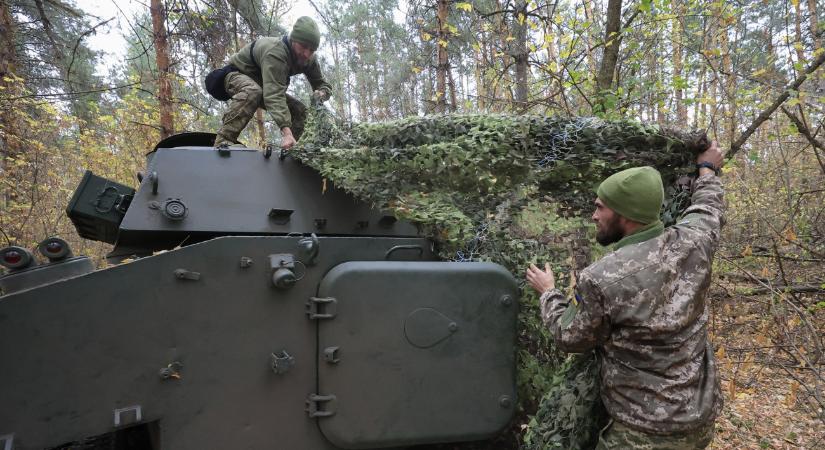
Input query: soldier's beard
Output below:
<box><xmin>596</xmin><ymin>215</ymin><xmax>624</xmax><ymax>246</ymax></box>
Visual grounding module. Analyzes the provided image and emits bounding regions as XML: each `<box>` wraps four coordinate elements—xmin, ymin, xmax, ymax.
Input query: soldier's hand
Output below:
<box><xmin>281</xmin><ymin>127</ymin><xmax>296</xmax><ymax>150</ymax></box>
<box><xmin>312</xmin><ymin>90</ymin><xmax>328</xmax><ymax>102</ymax></box>
<box><xmin>281</xmin><ymin>134</ymin><xmax>296</xmax><ymax>150</ymax></box>
<box><xmin>696</xmin><ymin>140</ymin><xmax>724</xmax><ymax>173</ymax></box>
<box><xmin>526</xmin><ymin>263</ymin><xmax>556</xmax><ymax>294</ymax></box>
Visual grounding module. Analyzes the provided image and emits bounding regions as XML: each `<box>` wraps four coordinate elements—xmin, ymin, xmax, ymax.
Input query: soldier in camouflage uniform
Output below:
<box><xmin>214</xmin><ymin>16</ymin><xmax>333</xmax><ymax>149</ymax></box>
<box><xmin>526</xmin><ymin>142</ymin><xmax>726</xmax><ymax>449</ymax></box>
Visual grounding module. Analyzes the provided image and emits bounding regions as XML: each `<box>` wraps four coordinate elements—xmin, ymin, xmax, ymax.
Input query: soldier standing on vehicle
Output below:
<box><xmin>526</xmin><ymin>142</ymin><xmax>726</xmax><ymax>449</ymax></box>
<box><xmin>206</xmin><ymin>16</ymin><xmax>332</xmax><ymax>150</ymax></box>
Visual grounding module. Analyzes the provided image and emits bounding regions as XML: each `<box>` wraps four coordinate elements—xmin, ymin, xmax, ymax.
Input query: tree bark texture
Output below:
<box><xmin>435</xmin><ymin>0</ymin><xmax>449</xmax><ymax>113</ymax></box>
<box><xmin>513</xmin><ymin>0</ymin><xmax>529</xmax><ymax>110</ymax></box>
<box><xmin>0</xmin><ymin>0</ymin><xmax>17</xmax><ymax>88</ymax></box>
<box><xmin>596</xmin><ymin>0</ymin><xmax>622</xmax><ymax>94</ymax></box>
<box><xmin>151</xmin><ymin>0</ymin><xmax>174</xmax><ymax>139</ymax></box>
<box><xmin>672</xmin><ymin>0</ymin><xmax>687</xmax><ymax>124</ymax></box>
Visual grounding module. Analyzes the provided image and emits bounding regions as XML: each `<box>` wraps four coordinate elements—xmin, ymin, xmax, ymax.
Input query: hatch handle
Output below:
<box><xmin>384</xmin><ymin>245</ymin><xmax>424</xmax><ymax>260</ymax></box>
<box><xmin>148</xmin><ymin>171</ymin><xmax>159</xmax><ymax>195</ymax></box>
<box><xmin>307</xmin><ymin>296</ymin><xmax>337</xmax><ymax>320</ymax></box>
<box><xmin>306</xmin><ymin>394</ymin><xmax>336</xmax><ymax>418</ymax></box>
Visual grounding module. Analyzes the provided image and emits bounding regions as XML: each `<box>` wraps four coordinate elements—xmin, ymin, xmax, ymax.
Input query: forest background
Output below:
<box><xmin>1</xmin><ymin>0</ymin><xmax>824</xmax><ymax>448</ymax></box>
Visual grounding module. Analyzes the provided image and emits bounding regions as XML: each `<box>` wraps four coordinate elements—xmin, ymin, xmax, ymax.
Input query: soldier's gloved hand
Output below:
<box><xmin>312</xmin><ymin>90</ymin><xmax>329</xmax><ymax>103</ymax></box>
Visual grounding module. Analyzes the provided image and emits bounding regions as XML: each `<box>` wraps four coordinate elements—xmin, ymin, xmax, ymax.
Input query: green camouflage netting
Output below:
<box><xmin>291</xmin><ymin>103</ymin><xmax>707</xmax><ymax>449</ymax></box>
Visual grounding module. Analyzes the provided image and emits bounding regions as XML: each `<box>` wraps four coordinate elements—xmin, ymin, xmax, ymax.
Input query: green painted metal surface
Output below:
<box><xmin>316</xmin><ymin>261</ymin><xmax>518</xmax><ymax>449</ymax></box>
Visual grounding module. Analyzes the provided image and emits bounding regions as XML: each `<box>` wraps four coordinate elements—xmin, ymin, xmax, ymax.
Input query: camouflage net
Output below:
<box><xmin>292</xmin><ymin>103</ymin><xmax>707</xmax><ymax>449</ymax></box>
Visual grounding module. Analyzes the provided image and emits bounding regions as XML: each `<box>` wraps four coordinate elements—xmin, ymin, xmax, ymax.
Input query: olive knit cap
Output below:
<box><xmin>290</xmin><ymin>16</ymin><xmax>321</xmax><ymax>51</ymax></box>
<box><xmin>596</xmin><ymin>166</ymin><xmax>664</xmax><ymax>224</ymax></box>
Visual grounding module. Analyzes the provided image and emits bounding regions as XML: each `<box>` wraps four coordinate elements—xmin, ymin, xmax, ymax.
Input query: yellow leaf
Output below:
<box><xmin>790</xmin><ymin>0</ymin><xmax>799</xmax><ymax>8</ymax></box>
<box><xmin>785</xmin><ymin>381</ymin><xmax>799</xmax><ymax>406</ymax></box>
<box><xmin>740</xmin><ymin>245</ymin><xmax>752</xmax><ymax>257</ymax></box>
<box><xmin>422</xmin><ymin>32</ymin><xmax>432</xmax><ymax>41</ymax></box>
<box><xmin>518</xmin><ymin>13</ymin><xmax>526</xmax><ymax>25</ymax></box>
<box><xmin>438</xmin><ymin>39</ymin><xmax>448</xmax><ymax>48</ymax></box>
<box><xmin>784</xmin><ymin>228</ymin><xmax>797</xmax><ymax>242</ymax></box>
<box><xmin>456</xmin><ymin>2</ymin><xmax>473</xmax><ymax>12</ymax></box>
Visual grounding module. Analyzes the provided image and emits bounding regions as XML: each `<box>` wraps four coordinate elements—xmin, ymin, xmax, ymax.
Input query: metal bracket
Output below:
<box><xmin>115</xmin><ymin>194</ymin><xmax>133</xmax><ymax>214</ymax></box>
<box><xmin>385</xmin><ymin>245</ymin><xmax>424</xmax><ymax>260</ymax></box>
<box><xmin>306</xmin><ymin>394</ymin><xmax>336</xmax><ymax>418</ymax></box>
<box><xmin>297</xmin><ymin>234</ymin><xmax>320</xmax><ymax>266</ymax></box>
<box><xmin>174</xmin><ymin>269</ymin><xmax>201</xmax><ymax>281</ymax></box>
<box><xmin>268</xmin><ymin>208</ymin><xmax>294</xmax><ymax>225</ymax></box>
<box><xmin>148</xmin><ymin>172</ymin><xmax>158</xmax><ymax>195</ymax></box>
<box><xmin>306</xmin><ymin>296</ymin><xmax>337</xmax><ymax>320</ymax></box>
<box><xmin>113</xmin><ymin>405</ymin><xmax>142</xmax><ymax>427</ymax></box>
<box><xmin>270</xmin><ymin>350</ymin><xmax>295</xmax><ymax>375</ymax></box>
<box><xmin>0</xmin><ymin>434</ymin><xmax>13</xmax><ymax>450</ymax></box>
<box><xmin>324</xmin><ymin>346</ymin><xmax>340</xmax><ymax>364</ymax></box>
<box><xmin>378</xmin><ymin>215</ymin><xmax>397</xmax><ymax>227</ymax></box>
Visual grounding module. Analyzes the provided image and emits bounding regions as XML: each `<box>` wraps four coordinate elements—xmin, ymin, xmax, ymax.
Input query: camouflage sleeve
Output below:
<box><xmin>260</xmin><ymin>53</ymin><xmax>292</xmax><ymax>129</ymax></box>
<box><xmin>679</xmin><ymin>174</ymin><xmax>726</xmax><ymax>247</ymax></box>
<box><xmin>539</xmin><ymin>271</ymin><xmax>610</xmax><ymax>353</ymax></box>
<box><xmin>304</xmin><ymin>57</ymin><xmax>333</xmax><ymax>97</ymax></box>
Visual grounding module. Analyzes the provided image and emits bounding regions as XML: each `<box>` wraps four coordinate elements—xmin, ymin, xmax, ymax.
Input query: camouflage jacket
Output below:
<box><xmin>229</xmin><ymin>36</ymin><xmax>333</xmax><ymax>129</ymax></box>
<box><xmin>540</xmin><ymin>174</ymin><xmax>725</xmax><ymax>434</ymax></box>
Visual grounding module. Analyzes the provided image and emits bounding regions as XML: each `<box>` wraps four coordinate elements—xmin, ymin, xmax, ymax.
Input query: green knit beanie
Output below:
<box><xmin>290</xmin><ymin>16</ymin><xmax>321</xmax><ymax>51</ymax></box>
<box><xmin>596</xmin><ymin>166</ymin><xmax>664</xmax><ymax>224</ymax></box>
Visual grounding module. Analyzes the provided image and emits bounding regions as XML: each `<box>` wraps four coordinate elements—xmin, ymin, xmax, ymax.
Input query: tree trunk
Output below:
<box><xmin>808</xmin><ymin>0</ymin><xmax>822</xmax><ymax>51</ymax></box>
<box><xmin>672</xmin><ymin>0</ymin><xmax>687</xmax><ymax>124</ymax></box>
<box><xmin>435</xmin><ymin>0</ymin><xmax>449</xmax><ymax>113</ymax></box>
<box><xmin>0</xmin><ymin>0</ymin><xmax>18</xmax><ymax>102</ymax></box>
<box><xmin>793</xmin><ymin>0</ymin><xmax>807</xmax><ymax>76</ymax></box>
<box><xmin>475</xmin><ymin>23</ymin><xmax>486</xmax><ymax>111</ymax></box>
<box><xmin>151</xmin><ymin>0</ymin><xmax>174</xmax><ymax>140</ymax></box>
<box><xmin>595</xmin><ymin>0</ymin><xmax>622</xmax><ymax>94</ymax></box>
<box><xmin>581</xmin><ymin>0</ymin><xmax>598</xmax><ymax>81</ymax></box>
<box><xmin>513</xmin><ymin>0</ymin><xmax>529</xmax><ymax>111</ymax></box>
<box><xmin>0</xmin><ymin>0</ymin><xmax>20</xmax><ymax>156</ymax></box>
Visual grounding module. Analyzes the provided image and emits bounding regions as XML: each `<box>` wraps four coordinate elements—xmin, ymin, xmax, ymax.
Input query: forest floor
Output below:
<box><xmin>710</xmin><ymin>278</ymin><xmax>825</xmax><ymax>450</ymax></box>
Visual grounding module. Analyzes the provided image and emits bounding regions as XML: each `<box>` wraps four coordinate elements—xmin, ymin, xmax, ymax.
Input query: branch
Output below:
<box><xmin>781</xmin><ymin>106</ymin><xmax>825</xmax><ymax>175</ymax></box>
<box><xmin>4</xmin><ymin>82</ymin><xmax>143</xmax><ymax>100</ymax></box>
<box><xmin>728</xmin><ymin>49</ymin><xmax>825</xmax><ymax>158</ymax></box>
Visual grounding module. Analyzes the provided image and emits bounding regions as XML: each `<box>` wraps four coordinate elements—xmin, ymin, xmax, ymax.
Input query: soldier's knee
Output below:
<box><xmin>245</xmin><ymin>84</ymin><xmax>263</xmax><ymax>105</ymax></box>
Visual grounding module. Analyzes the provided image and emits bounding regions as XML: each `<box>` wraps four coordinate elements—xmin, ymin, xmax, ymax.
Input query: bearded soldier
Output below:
<box><xmin>526</xmin><ymin>142</ymin><xmax>726</xmax><ymax>449</ymax></box>
<box><xmin>207</xmin><ymin>16</ymin><xmax>332</xmax><ymax>150</ymax></box>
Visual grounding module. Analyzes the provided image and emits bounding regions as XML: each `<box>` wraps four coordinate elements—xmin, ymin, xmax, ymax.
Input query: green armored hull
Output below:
<box><xmin>0</xmin><ymin>134</ymin><xmax>518</xmax><ymax>450</ymax></box>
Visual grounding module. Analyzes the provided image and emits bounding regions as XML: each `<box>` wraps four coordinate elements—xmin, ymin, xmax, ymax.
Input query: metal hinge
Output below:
<box><xmin>306</xmin><ymin>393</ymin><xmax>336</xmax><ymax>418</ymax></box>
<box><xmin>306</xmin><ymin>296</ymin><xmax>337</xmax><ymax>320</ymax></box>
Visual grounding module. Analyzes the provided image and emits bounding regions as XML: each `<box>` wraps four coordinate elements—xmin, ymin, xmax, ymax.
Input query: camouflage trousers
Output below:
<box><xmin>595</xmin><ymin>419</ymin><xmax>715</xmax><ymax>450</ymax></box>
<box><xmin>214</xmin><ymin>71</ymin><xmax>307</xmax><ymax>147</ymax></box>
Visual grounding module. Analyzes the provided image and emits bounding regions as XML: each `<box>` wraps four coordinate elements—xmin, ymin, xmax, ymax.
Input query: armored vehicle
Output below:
<box><xmin>0</xmin><ymin>133</ymin><xmax>518</xmax><ymax>450</ymax></box>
